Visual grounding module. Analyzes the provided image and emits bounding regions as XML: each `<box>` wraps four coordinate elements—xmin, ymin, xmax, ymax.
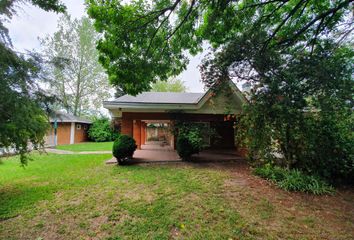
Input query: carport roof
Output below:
<box><xmin>109</xmin><ymin>92</ymin><xmax>205</xmax><ymax>104</ymax></box>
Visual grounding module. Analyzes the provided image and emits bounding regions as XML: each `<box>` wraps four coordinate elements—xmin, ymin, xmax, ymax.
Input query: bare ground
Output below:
<box><xmin>197</xmin><ymin>160</ymin><xmax>354</xmax><ymax>240</ymax></box>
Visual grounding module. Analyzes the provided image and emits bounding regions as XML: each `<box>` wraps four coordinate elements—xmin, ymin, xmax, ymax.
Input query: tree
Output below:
<box><xmin>40</xmin><ymin>15</ymin><xmax>111</xmax><ymax>116</ymax></box>
<box><xmin>87</xmin><ymin>0</ymin><xmax>353</xmax><ymax>182</ymax></box>
<box><xmin>151</xmin><ymin>78</ymin><xmax>187</xmax><ymax>92</ymax></box>
<box><xmin>200</xmin><ymin>30</ymin><xmax>353</xmax><ymax>182</ymax></box>
<box><xmin>87</xmin><ymin>0</ymin><xmax>353</xmax><ymax>94</ymax></box>
<box><xmin>0</xmin><ymin>0</ymin><xmax>65</xmax><ymax>164</ymax></box>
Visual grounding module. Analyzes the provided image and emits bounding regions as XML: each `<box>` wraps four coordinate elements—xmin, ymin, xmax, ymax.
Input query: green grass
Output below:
<box><xmin>0</xmin><ymin>153</ymin><xmax>251</xmax><ymax>239</ymax></box>
<box><xmin>0</xmin><ymin>154</ymin><xmax>352</xmax><ymax>239</ymax></box>
<box><xmin>56</xmin><ymin>141</ymin><xmax>113</xmax><ymax>152</ymax></box>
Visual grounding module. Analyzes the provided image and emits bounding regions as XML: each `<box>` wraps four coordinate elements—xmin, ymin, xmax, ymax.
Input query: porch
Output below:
<box><xmin>116</xmin><ymin>112</ymin><xmax>237</xmax><ymax>150</ymax></box>
<box><xmin>106</xmin><ymin>141</ymin><xmax>244</xmax><ymax>164</ymax></box>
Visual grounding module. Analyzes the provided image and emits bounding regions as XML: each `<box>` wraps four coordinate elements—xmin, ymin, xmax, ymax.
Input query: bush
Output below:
<box><xmin>112</xmin><ymin>135</ymin><xmax>137</xmax><ymax>165</ymax></box>
<box><xmin>176</xmin><ymin>128</ymin><xmax>204</xmax><ymax>161</ymax></box>
<box><xmin>88</xmin><ymin>117</ymin><xmax>118</xmax><ymax>142</ymax></box>
<box><xmin>176</xmin><ymin>136</ymin><xmax>196</xmax><ymax>160</ymax></box>
<box><xmin>296</xmin><ymin>112</ymin><xmax>354</xmax><ymax>184</ymax></box>
<box><xmin>254</xmin><ymin>165</ymin><xmax>334</xmax><ymax>195</ymax></box>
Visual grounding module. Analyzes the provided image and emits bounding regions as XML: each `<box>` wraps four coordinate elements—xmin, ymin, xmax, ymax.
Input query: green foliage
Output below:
<box><xmin>254</xmin><ymin>165</ymin><xmax>334</xmax><ymax>195</ymax></box>
<box><xmin>88</xmin><ymin>118</ymin><xmax>117</xmax><ymax>142</ymax></box>
<box><xmin>227</xmin><ymin>36</ymin><xmax>354</xmax><ymax>183</ymax></box>
<box><xmin>176</xmin><ymin>135</ymin><xmax>200</xmax><ymax>161</ymax></box>
<box><xmin>40</xmin><ymin>14</ymin><xmax>110</xmax><ymax>116</ymax></box>
<box><xmin>296</xmin><ymin>110</ymin><xmax>354</xmax><ymax>182</ymax></box>
<box><xmin>86</xmin><ymin>0</ymin><xmax>353</xmax><ymax>183</ymax></box>
<box><xmin>0</xmin><ymin>1</ymin><xmax>65</xmax><ymax>164</ymax></box>
<box><xmin>175</xmin><ymin>122</ymin><xmax>205</xmax><ymax>160</ymax></box>
<box><xmin>86</xmin><ymin>0</ymin><xmax>352</xmax><ymax>94</ymax></box>
<box><xmin>151</xmin><ymin>78</ymin><xmax>187</xmax><ymax>92</ymax></box>
<box><xmin>87</xmin><ymin>0</ymin><xmax>201</xmax><ymax>95</ymax></box>
<box><xmin>112</xmin><ymin>135</ymin><xmax>137</xmax><ymax>164</ymax></box>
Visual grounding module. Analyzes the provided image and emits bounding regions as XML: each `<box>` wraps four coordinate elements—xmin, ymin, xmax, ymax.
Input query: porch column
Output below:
<box><xmin>141</xmin><ymin>122</ymin><xmax>147</xmax><ymax>145</ymax></box>
<box><xmin>133</xmin><ymin>120</ymin><xmax>142</xmax><ymax>149</ymax></box>
<box><xmin>121</xmin><ymin>119</ymin><xmax>133</xmax><ymax>137</ymax></box>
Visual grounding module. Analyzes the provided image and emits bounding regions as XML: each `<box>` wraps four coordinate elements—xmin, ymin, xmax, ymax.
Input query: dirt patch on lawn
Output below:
<box><xmin>202</xmin><ymin>160</ymin><xmax>354</xmax><ymax>240</ymax></box>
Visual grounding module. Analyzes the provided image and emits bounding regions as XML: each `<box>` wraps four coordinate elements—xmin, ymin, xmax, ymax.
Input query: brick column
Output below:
<box><xmin>121</xmin><ymin>119</ymin><xmax>133</xmax><ymax>137</ymax></box>
<box><xmin>133</xmin><ymin>120</ymin><xmax>141</xmax><ymax>149</ymax></box>
<box><xmin>141</xmin><ymin>122</ymin><xmax>147</xmax><ymax>145</ymax></box>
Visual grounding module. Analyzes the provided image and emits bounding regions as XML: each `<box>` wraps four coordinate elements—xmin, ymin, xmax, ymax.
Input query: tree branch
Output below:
<box><xmin>278</xmin><ymin>0</ymin><xmax>354</xmax><ymax>46</ymax></box>
<box><xmin>265</xmin><ymin>0</ymin><xmax>306</xmax><ymax>47</ymax></box>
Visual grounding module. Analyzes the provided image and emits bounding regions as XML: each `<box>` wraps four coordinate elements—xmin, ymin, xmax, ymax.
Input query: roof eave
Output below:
<box><xmin>103</xmin><ymin>102</ymin><xmax>200</xmax><ymax>110</ymax></box>
<box><xmin>49</xmin><ymin>120</ymin><xmax>92</xmax><ymax>124</ymax></box>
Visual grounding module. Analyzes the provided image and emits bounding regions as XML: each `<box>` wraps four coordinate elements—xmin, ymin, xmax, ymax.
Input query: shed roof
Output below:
<box><xmin>111</xmin><ymin>92</ymin><xmax>204</xmax><ymax>104</ymax></box>
<box><xmin>49</xmin><ymin>112</ymin><xmax>92</xmax><ymax>124</ymax></box>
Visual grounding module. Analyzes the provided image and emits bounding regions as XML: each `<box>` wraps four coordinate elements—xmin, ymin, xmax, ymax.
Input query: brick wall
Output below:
<box><xmin>46</xmin><ymin>122</ymin><xmax>90</xmax><ymax>146</ymax></box>
<box><xmin>74</xmin><ymin>123</ymin><xmax>89</xmax><ymax>143</ymax></box>
<box><xmin>133</xmin><ymin>120</ymin><xmax>141</xmax><ymax>149</ymax></box>
<box><xmin>121</xmin><ymin>119</ymin><xmax>133</xmax><ymax>136</ymax></box>
<box><xmin>141</xmin><ymin>122</ymin><xmax>146</xmax><ymax>145</ymax></box>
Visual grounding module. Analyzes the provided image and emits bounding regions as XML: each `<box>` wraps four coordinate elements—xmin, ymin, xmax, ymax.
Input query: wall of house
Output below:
<box><xmin>74</xmin><ymin>123</ymin><xmax>90</xmax><ymax>143</ymax></box>
<box><xmin>190</xmin><ymin>87</ymin><xmax>243</xmax><ymax>115</ymax></box>
<box><xmin>45</xmin><ymin>122</ymin><xmax>90</xmax><ymax>146</ymax></box>
<box><xmin>118</xmin><ymin>112</ymin><xmax>238</xmax><ymax>150</ymax></box>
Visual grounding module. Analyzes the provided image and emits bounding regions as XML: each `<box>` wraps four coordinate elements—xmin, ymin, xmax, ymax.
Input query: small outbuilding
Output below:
<box><xmin>45</xmin><ymin>112</ymin><xmax>92</xmax><ymax>146</ymax></box>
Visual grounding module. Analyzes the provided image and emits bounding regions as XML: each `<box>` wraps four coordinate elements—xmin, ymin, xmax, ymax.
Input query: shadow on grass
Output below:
<box><xmin>0</xmin><ymin>184</ymin><xmax>57</xmax><ymax>220</ymax></box>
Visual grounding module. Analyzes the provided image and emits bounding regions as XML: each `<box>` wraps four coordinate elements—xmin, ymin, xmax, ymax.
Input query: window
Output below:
<box><xmin>76</xmin><ymin>124</ymin><xmax>81</xmax><ymax>130</ymax></box>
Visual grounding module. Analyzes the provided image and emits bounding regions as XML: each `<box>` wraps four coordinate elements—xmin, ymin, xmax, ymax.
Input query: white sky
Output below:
<box><xmin>6</xmin><ymin>0</ymin><xmax>206</xmax><ymax>93</ymax></box>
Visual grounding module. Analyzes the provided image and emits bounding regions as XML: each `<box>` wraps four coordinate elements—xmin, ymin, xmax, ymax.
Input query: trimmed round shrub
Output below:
<box><xmin>112</xmin><ymin>135</ymin><xmax>137</xmax><ymax>165</ymax></box>
<box><xmin>176</xmin><ymin>132</ymin><xmax>203</xmax><ymax>161</ymax></box>
<box><xmin>176</xmin><ymin>136</ymin><xmax>195</xmax><ymax>161</ymax></box>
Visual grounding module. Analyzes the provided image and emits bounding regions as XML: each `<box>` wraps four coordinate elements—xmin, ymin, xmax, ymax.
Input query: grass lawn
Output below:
<box><xmin>0</xmin><ymin>154</ymin><xmax>353</xmax><ymax>239</ymax></box>
<box><xmin>56</xmin><ymin>141</ymin><xmax>113</xmax><ymax>152</ymax></box>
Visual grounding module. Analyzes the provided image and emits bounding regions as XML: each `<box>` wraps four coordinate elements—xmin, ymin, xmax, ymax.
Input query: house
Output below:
<box><xmin>45</xmin><ymin>112</ymin><xmax>92</xmax><ymax>146</ymax></box>
<box><xmin>104</xmin><ymin>81</ymin><xmax>247</xmax><ymax>153</ymax></box>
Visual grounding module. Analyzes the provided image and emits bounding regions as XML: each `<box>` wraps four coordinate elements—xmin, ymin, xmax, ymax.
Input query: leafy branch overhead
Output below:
<box><xmin>87</xmin><ymin>0</ymin><xmax>353</xmax><ymax>94</ymax></box>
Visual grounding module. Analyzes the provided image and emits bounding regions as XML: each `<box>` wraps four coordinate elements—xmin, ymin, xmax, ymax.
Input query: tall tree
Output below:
<box><xmin>41</xmin><ymin>15</ymin><xmax>111</xmax><ymax>116</ymax></box>
<box><xmin>151</xmin><ymin>78</ymin><xmax>187</xmax><ymax>92</ymax></box>
<box><xmin>0</xmin><ymin>0</ymin><xmax>65</xmax><ymax>164</ymax></box>
<box><xmin>200</xmin><ymin>30</ymin><xmax>353</xmax><ymax>182</ymax></box>
<box><xmin>87</xmin><ymin>0</ymin><xmax>354</xmax><ymax>182</ymax></box>
<box><xmin>87</xmin><ymin>0</ymin><xmax>353</xmax><ymax>94</ymax></box>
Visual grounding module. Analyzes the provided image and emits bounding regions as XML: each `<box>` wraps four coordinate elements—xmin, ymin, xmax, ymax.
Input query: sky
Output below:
<box><xmin>6</xmin><ymin>0</ymin><xmax>206</xmax><ymax>93</ymax></box>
